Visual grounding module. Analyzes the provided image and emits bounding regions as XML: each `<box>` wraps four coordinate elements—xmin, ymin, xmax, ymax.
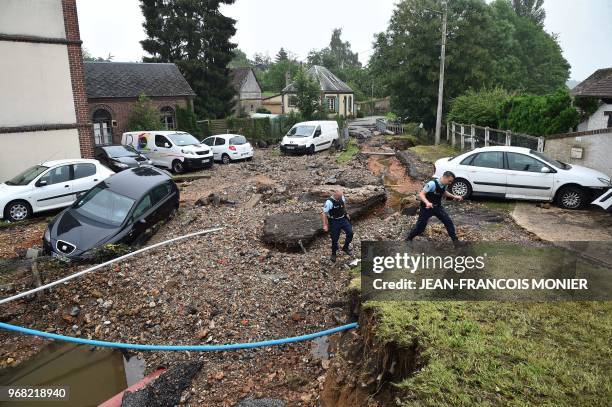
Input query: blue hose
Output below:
<box><xmin>0</xmin><ymin>322</ymin><xmax>358</xmax><ymax>351</ymax></box>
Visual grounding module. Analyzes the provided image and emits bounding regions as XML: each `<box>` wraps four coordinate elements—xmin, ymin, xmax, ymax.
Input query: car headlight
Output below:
<box><xmin>44</xmin><ymin>226</ymin><xmax>50</xmax><ymax>242</ymax></box>
<box><xmin>115</xmin><ymin>162</ymin><xmax>129</xmax><ymax>168</ymax></box>
<box><xmin>597</xmin><ymin>177</ymin><xmax>612</xmax><ymax>187</ymax></box>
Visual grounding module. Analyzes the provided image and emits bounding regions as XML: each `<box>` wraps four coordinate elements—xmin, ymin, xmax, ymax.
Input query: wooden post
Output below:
<box><xmin>451</xmin><ymin>122</ymin><xmax>456</xmax><ymax>147</ymax></box>
<box><xmin>471</xmin><ymin>124</ymin><xmax>476</xmax><ymax>150</ymax></box>
<box><xmin>484</xmin><ymin>127</ymin><xmax>490</xmax><ymax>147</ymax></box>
<box><xmin>537</xmin><ymin>137</ymin><xmax>544</xmax><ymax>152</ymax></box>
<box><xmin>461</xmin><ymin>125</ymin><xmax>465</xmax><ymax>150</ymax></box>
<box><xmin>505</xmin><ymin>130</ymin><xmax>511</xmax><ymax>146</ymax></box>
<box><xmin>446</xmin><ymin>123</ymin><xmax>450</xmax><ymax>141</ymax></box>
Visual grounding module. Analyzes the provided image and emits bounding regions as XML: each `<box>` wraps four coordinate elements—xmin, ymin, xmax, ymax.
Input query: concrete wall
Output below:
<box><xmin>0</xmin><ymin>0</ymin><xmax>66</xmax><ymax>38</ymax></box>
<box><xmin>577</xmin><ymin>103</ymin><xmax>612</xmax><ymax>131</ymax></box>
<box><xmin>0</xmin><ymin>42</ymin><xmax>77</xmax><ymax>126</ymax></box>
<box><xmin>0</xmin><ymin>129</ymin><xmax>82</xmax><ymax>182</ymax></box>
<box><xmin>262</xmin><ymin>94</ymin><xmax>283</xmax><ymax>115</ymax></box>
<box><xmin>282</xmin><ymin>92</ymin><xmax>354</xmax><ymax>117</ymax></box>
<box><xmin>240</xmin><ymin>70</ymin><xmax>262</xmax><ymax>100</ymax></box>
<box><xmin>544</xmin><ymin>130</ymin><xmax>612</xmax><ymax>176</ymax></box>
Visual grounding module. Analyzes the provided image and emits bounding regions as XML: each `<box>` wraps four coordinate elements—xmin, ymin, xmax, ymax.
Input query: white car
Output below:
<box><xmin>280</xmin><ymin>121</ymin><xmax>339</xmax><ymax>154</ymax></box>
<box><xmin>0</xmin><ymin>159</ymin><xmax>114</xmax><ymax>222</ymax></box>
<box><xmin>201</xmin><ymin>134</ymin><xmax>254</xmax><ymax>164</ymax></box>
<box><xmin>433</xmin><ymin>146</ymin><xmax>612</xmax><ymax>210</ymax></box>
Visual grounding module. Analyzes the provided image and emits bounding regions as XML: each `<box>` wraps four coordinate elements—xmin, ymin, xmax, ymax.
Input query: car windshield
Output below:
<box><xmin>287</xmin><ymin>126</ymin><xmax>315</xmax><ymax>137</ymax></box>
<box><xmin>74</xmin><ymin>185</ymin><xmax>135</xmax><ymax>226</ymax></box>
<box><xmin>230</xmin><ymin>135</ymin><xmax>247</xmax><ymax>145</ymax></box>
<box><xmin>5</xmin><ymin>165</ymin><xmax>49</xmax><ymax>186</ymax></box>
<box><xmin>530</xmin><ymin>150</ymin><xmax>569</xmax><ymax>169</ymax></box>
<box><xmin>104</xmin><ymin>145</ymin><xmax>139</xmax><ymax>158</ymax></box>
<box><xmin>167</xmin><ymin>133</ymin><xmax>200</xmax><ymax>146</ymax></box>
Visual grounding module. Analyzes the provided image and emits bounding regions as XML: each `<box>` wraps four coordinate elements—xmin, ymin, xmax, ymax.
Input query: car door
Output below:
<box><xmin>463</xmin><ymin>151</ymin><xmax>507</xmax><ymax>198</ymax></box>
<box><xmin>203</xmin><ymin>137</ymin><xmax>215</xmax><ymax>156</ymax></box>
<box><xmin>153</xmin><ymin>134</ymin><xmax>173</xmax><ymax>168</ymax></box>
<box><xmin>214</xmin><ymin>137</ymin><xmax>226</xmax><ymax>160</ymax></box>
<box><xmin>126</xmin><ymin>192</ymin><xmax>154</xmax><ymax>245</ymax></box>
<box><xmin>313</xmin><ymin>126</ymin><xmax>325</xmax><ymax>151</ymax></box>
<box><xmin>31</xmin><ymin>165</ymin><xmax>74</xmax><ymax>210</ymax></box>
<box><xmin>72</xmin><ymin>163</ymin><xmax>101</xmax><ymax>198</ymax></box>
<box><xmin>505</xmin><ymin>152</ymin><xmax>554</xmax><ymax>200</ymax></box>
<box><xmin>93</xmin><ymin>148</ymin><xmax>109</xmax><ymax>168</ymax></box>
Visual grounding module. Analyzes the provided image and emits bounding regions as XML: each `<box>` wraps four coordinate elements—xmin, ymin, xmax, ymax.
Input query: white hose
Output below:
<box><xmin>0</xmin><ymin>228</ymin><xmax>223</xmax><ymax>306</ymax></box>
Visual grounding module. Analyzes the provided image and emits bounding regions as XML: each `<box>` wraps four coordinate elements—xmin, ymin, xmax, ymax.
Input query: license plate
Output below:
<box><xmin>285</xmin><ymin>145</ymin><xmax>294</xmax><ymax>149</ymax></box>
<box><xmin>241</xmin><ymin>153</ymin><xmax>249</xmax><ymax>156</ymax></box>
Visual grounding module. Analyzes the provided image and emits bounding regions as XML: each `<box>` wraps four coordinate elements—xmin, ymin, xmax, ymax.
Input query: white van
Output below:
<box><xmin>280</xmin><ymin>121</ymin><xmax>339</xmax><ymax>155</ymax></box>
<box><xmin>122</xmin><ymin>131</ymin><xmax>213</xmax><ymax>173</ymax></box>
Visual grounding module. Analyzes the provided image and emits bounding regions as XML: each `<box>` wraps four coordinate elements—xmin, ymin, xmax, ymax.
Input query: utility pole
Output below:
<box><xmin>434</xmin><ymin>1</ymin><xmax>448</xmax><ymax>145</ymax></box>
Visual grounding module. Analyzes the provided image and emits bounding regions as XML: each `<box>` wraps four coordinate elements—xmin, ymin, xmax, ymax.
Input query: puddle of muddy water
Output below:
<box><xmin>0</xmin><ymin>342</ymin><xmax>145</xmax><ymax>407</ymax></box>
<box><xmin>368</xmin><ymin>155</ymin><xmax>420</xmax><ymax>212</ymax></box>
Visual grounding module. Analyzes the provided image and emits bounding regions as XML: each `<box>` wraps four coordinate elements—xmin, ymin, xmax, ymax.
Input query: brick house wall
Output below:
<box><xmin>88</xmin><ymin>96</ymin><xmax>192</xmax><ymax>144</ymax></box>
<box><xmin>62</xmin><ymin>0</ymin><xmax>95</xmax><ymax>158</ymax></box>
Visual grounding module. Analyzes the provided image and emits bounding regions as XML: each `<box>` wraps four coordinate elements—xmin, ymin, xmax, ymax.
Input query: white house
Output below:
<box><xmin>572</xmin><ymin>68</ymin><xmax>612</xmax><ymax>131</ymax></box>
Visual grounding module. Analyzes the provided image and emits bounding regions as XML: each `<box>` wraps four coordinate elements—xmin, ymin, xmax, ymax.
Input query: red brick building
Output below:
<box><xmin>84</xmin><ymin>62</ymin><xmax>196</xmax><ymax>144</ymax></box>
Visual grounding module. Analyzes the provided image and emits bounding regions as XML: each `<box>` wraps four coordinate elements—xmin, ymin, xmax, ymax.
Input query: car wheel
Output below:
<box><xmin>5</xmin><ymin>200</ymin><xmax>32</xmax><ymax>222</ymax></box>
<box><xmin>557</xmin><ymin>186</ymin><xmax>586</xmax><ymax>209</ymax></box>
<box><xmin>308</xmin><ymin>145</ymin><xmax>315</xmax><ymax>155</ymax></box>
<box><xmin>172</xmin><ymin>160</ymin><xmax>184</xmax><ymax>174</ymax></box>
<box><xmin>222</xmin><ymin>154</ymin><xmax>231</xmax><ymax>164</ymax></box>
<box><xmin>450</xmin><ymin>179</ymin><xmax>472</xmax><ymax>199</ymax></box>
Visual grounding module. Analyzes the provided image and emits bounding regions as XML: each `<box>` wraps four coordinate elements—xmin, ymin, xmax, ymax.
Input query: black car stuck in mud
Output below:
<box><xmin>43</xmin><ymin>166</ymin><xmax>179</xmax><ymax>259</ymax></box>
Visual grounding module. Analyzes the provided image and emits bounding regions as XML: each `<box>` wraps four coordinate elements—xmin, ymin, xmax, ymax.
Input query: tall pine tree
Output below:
<box><xmin>140</xmin><ymin>0</ymin><xmax>237</xmax><ymax>119</ymax></box>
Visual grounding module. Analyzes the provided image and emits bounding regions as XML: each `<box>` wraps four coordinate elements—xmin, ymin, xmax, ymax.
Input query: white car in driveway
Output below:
<box><xmin>0</xmin><ymin>159</ymin><xmax>114</xmax><ymax>222</ymax></box>
<box><xmin>433</xmin><ymin>146</ymin><xmax>612</xmax><ymax>210</ymax></box>
<box><xmin>201</xmin><ymin>134</ymin><xmax>254</xmax><ymax>164</ymax></box>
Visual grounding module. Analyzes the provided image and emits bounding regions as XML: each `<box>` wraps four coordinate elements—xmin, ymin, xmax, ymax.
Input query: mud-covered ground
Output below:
<box><xmin>0</xmin><ymin>138</ymin><xmax>538</xmax><ymax>406</ymax></box>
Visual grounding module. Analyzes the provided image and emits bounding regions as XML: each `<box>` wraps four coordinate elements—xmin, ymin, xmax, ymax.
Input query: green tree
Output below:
<box><xmin>229</xmin><ymin>48</ymin><xmax>251</xmax><ymax>68</ymax></box>
<box><xmin>307</xmin><ymin>28</ymin><xmax>361</xmax><ymax>74</ymax></box>
<box><xmin>447</xmin><ymin>88</ymin><xmax>511</xmax><ymax>128</ymax></box>
<box><xmin>175</xmin><ymin>104</ymin><xmax>202</xmax><ymax>137</ymax></box>
<box><xmin>257</xmin><ymin>58</ymin><xmax>300</xmax><ymax>93</ymax></box>
<box><xmin>140</xmin><ymin>0</ymin><xmax>237</xmax><ymax>119</ymax></box>
<box><xmin>498</xmin><ymin>89</ymin><xmax>580</xmax><ymax>136</ymax></box>
<box><xmin>293</xmin><ymin>67</ymin><xmax>321</xmax><ymax>120</ymax></box>
<box><xmin>127</xmin><ymin>93</ymin><xmax>163</xmax><ymax>131</ymax></box>
<box><xmin>512</xmin><ymin>0</ymin><xmax>545</xmax><ymax>26</ymax></box>
<box><xmin>275</xmin><ymin>47</ymin><xmax>289</xmax><ymax>62</ymax></box>
<box><xmin>369</xmin><ymin>0</ymin><xmax>569</xmax><ymax>127</ymax></box>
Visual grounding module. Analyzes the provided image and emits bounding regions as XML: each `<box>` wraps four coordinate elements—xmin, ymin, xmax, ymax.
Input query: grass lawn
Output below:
<box><xmin>364</xmin><ymin>300</ymin><xmax>612</xmax><ymax>406</ymax></box>
<box><xmin>337</xmin><ymin>140</ymin><xmax>360</xmax><ymax>164</ymax></box>
<box><xmin>409</xmin><ymin>144</ymin><xmax>459</xmax><ymax>163</ymax></box>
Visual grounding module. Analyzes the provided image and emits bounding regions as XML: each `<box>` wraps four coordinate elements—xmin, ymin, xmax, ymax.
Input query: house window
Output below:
<box><xmin>288</xmin><ymin>95</ymin><xmax>297</xmax><ymax>108</ymax></box>
<box><xmin>92</xmin><ymin>109</ymin><xmax>113</xmax><ymax>145</ymax></box>
<box><xmin>160</xmin><ymin>106</ymin><xmax>175</xmax><ymax>130</ymax></box>
<box><xmin>327</xmin><ymin>97</ymin><xmax>336</xmax><ymax>112</ymax></box>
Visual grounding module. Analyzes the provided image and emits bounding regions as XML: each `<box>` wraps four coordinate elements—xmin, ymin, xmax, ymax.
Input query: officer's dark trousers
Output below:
<box><xmin>329</xmin><ymin>217</ymin><xmax>353</xmax><ymax>254</ymax></box>
<box><xmin>407</xmin><ymin>205</ymin><xmax>457</xmax><ymax>241</ymax></box>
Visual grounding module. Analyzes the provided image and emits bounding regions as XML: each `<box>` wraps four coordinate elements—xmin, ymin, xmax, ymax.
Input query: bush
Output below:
<box><xmin>498</xmin><ymin>89</ymin><xmax>580</xmax><ymax>136</ymax></box>
<box><xmin>256</xmin><ymin>107</ymin><xmax>272</xmax><ymax>114</ymax></box>
<box><xmin>447</xmin><ymin>88</ymin><xmax>510</xmax><ymax>128</ymax></box>
<box><xmin>175</xmin><ymin>105</ymin><xmax>202</xmax><ymax>138</ymax></box>
<box><xmin>126</xmin><ymin>93</ymin><xmax>163</xmax><ymax>131</ymax></box>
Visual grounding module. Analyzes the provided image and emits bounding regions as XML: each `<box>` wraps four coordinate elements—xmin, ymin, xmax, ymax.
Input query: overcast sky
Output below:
<box><xmin>76</xmin><ymin>0</ymin><xmax>612</xmax><ymax>81</ymax></box>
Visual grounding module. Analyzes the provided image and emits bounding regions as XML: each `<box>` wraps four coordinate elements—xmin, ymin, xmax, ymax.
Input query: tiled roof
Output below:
<box><xmin>84</xmin><ymin>62</ymin><xmax>196</xmax><ymax>99</ymax></box>
<box><xmin>571</xmin><ymin>68</ymin><xmax>612</xmax><ymax>98</ymax></box>
<box><xmin>283</xmin><ymin>65</ymin><xmax>353</xmax><ymax>94</ymax></box>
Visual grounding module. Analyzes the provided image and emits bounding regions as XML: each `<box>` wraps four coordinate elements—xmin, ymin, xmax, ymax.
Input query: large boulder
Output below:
<box><xmin>263</xmin><ymin>186</ymin><xmax>386</xmax><ymax>249</ymax></box>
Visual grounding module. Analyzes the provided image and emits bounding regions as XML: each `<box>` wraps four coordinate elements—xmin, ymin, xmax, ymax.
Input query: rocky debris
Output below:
<box><xmin>234</xmin><ymin>397</ymin><xmax>285</xmax><ymax>407</ymax></box>
<box><xmin>323</xmin><ymin>168</ymin><xmax>381</xmax><ymax>189</ymax></box>
<box><xmin>348</xmin><ymin>126</ymin><xmax>373</xmax><ymax>141</ymax></box>
<box><xmin>262</xmin><ymin>186</ymin><xmax>386</xmax><ymax>248</ymax></box>
<box><xmin>395</xmin><ymin>150</ymin><xmax>432</xmax><ymax>181</ymax></box>
<box><xmin>121</xmin><ymin>362</ymin><xmax>202</xmax><ymax>407</ymax></box>
<box><xmin>195</xmin><ymin>193</ymin><xmax>237</xmax><ymax>207</ymax></box>
<box><xmin>243</xmin><ymin>194</ymin><xmax>263</xmax><ymax>209</ymax></box>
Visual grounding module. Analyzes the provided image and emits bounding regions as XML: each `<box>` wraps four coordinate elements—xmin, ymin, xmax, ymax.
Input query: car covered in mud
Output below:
<box><xmin>434</xmin><ymin>146</ymin><xmax>612</xmax><ymax>209</ymax></box>
<box><xmin>43</xmin><ymin>166</ymin><xmax>179</xmax><ymax>259</ymax></box>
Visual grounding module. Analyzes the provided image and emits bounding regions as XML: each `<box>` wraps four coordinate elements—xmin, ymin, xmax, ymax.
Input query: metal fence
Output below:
<box><xmin>448</xmin><ymin>122</ymin><xmax>544</xmax><ymax>153</ymax></box>
<box><xmin>375</xmin><ymin>118</ymin><xmax>405</xmax><ymax>135</ymax></box>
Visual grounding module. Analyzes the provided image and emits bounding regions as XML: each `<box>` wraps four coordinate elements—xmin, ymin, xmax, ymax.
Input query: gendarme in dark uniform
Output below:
<box><xmin>407</xmin><ymin>171</ymin><xmax>463</xmax><ymax>242</ymax></box>
<box><xmin>322</xmin><ymin>190</ymin><xmax>353</xmax><ymax>263</ymax></box>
